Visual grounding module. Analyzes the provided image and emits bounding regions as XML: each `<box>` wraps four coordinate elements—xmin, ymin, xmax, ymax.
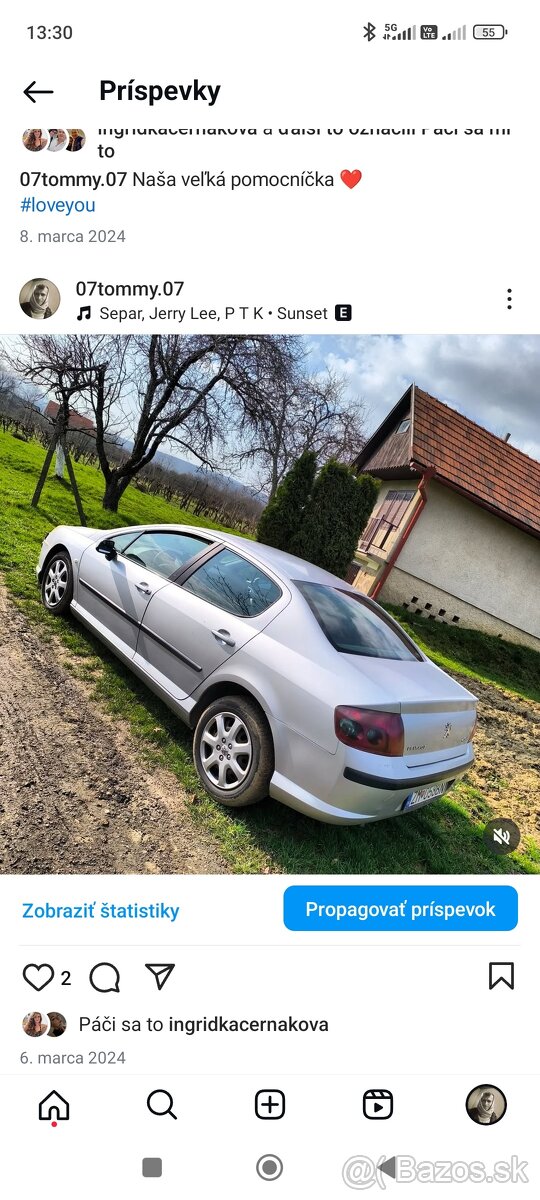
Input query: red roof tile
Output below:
<box><xmin>412</xmin><ymin>387</ymin><xmax>540</xmax><ymax>538</ymax></box>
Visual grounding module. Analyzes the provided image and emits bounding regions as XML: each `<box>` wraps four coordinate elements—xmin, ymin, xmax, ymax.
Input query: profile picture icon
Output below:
<box><xmin>22</xmin><ymin>128</ymin><xmax>49</xmax><ymax>152</ymax></box>
<box><xmin>66</xmin><ymin>128</ymin><xmax>86</xmax><ymax>153</ymax></box>
<box><xmin>466</xmin><ymin>1084</ymin><xmax>507</xmax><ymax>1126</ymax></box>
<box><xmin>47</xmin><ymin>1012</ymin><xmax>67</xmax><ymax>1038</ymax></box>
<box><xmin>23</xmin><ymin>1011</ymin><xmax>49</xmax><ymax>1038</ymax></box>
<box><xmin>19</xmin><ymin>278</ymin><xmax>61</xmax><ymax>321</ymax></box>
<box><xmin>48</xmin><ymin>128</ymin><xmax>68</xmax><ymax>153</ymax></box>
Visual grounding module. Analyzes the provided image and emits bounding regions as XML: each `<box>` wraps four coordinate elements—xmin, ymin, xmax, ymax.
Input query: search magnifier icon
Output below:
<box><xmin>147</xmin><ymin>1089</ymin><xmax>177</xmax><ymax>1119</ymax></box>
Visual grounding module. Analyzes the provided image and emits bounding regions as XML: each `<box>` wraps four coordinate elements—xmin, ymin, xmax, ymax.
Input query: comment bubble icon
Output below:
<box><xmin>89</xmin><ymin>961</ymin><xmax>121</xmax><ymax>993</ymax></box>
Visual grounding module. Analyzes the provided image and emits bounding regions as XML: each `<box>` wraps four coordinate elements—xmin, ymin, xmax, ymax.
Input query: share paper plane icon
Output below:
<box><xmin>145</xmin><ymin>963</ymin><xmax>175</xmax><ymax>991</ymax></box>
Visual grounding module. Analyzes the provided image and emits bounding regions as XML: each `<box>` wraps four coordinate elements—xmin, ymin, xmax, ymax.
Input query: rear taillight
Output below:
<box><xmin>334</xmin><ymin>706</ymin><xmax>404</xmax><ymax>757</ymax></box>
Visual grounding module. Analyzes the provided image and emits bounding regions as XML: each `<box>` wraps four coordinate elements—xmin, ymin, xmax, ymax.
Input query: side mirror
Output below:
<box><xmin>97</xmin><ymin>538</ymin><xmax>117</xmax><ymax>560</ymax></box>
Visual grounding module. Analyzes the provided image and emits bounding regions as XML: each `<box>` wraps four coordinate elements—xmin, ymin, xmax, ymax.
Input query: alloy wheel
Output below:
<box><xmin>199</xmin><ymin>711</ymin><xmax>253</xmax><ymax>791</ymax></box>
<box><xmin>44</xmin><ymin>559</ymin><xmax>69</xmax><ymax>607</ymax></box>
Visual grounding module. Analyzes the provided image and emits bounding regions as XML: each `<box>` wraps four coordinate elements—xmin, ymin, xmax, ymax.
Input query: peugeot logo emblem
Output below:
<box><xmin>443</xmin><ymin>722</ymin><xmax>452</xmax><ymax>739</ymax></box>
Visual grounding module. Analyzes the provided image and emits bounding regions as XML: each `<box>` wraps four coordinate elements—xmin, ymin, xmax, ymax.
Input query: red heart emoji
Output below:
<box><xmin>341</xmin><ymin>169</ymin><xmax>362</xmax><ymax>189</ymax></box>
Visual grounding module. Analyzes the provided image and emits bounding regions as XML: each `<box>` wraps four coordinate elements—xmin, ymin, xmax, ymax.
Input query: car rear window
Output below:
<box><xmin>295</xmin><ymin>582</ymin><xmax>422</xmax><ymax>660</ymax></box>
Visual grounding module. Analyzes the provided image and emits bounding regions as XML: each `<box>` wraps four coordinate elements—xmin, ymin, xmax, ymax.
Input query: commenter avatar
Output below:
<box><xmin>48</xmin><ymin>128</ymin><xmax>68</xmax><ymax>152</ymax></box>
<box><xmin>22</xmin><ymin>128</ymin><xmax>49</xmax><ymax>152</ymax></box>
<box><xmin>66</xmin><ymin>129</ymin><xmax>86</xmax><ymax>152</ymax></box>
<box><xmin>23</xmin><ymin>1011</ymin><xmax>49</xmax><ymax>1037</ymax></box>
<box><xmin>47</xmin><ymin>1012</ymin><xmax>67</xmax><ymax>1038</ymax></box>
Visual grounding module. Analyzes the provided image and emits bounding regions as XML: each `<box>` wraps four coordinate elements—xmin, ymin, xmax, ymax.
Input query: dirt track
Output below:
<box><xmin>0</xmin><ymin>585</ymin><xmax>227</xmax><ymax>875</ymax></box>
<box><xmin>453</xmin><ymin>671</ymin><xmax>540</xmax><ymax>844</ymax></box>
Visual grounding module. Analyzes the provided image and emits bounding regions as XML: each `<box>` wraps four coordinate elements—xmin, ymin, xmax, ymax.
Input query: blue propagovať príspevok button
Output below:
<box><xmin>283</xmin><ymin>886</ymin><xmax>518</xmax><ymax>931</ymax></box>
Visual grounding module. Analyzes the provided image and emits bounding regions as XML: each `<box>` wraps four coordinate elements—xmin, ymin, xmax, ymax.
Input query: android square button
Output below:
<box><xmin>142</xmin><ymin>1158</ymin><xmax>163</xmax><ymax>1178</ymax></box>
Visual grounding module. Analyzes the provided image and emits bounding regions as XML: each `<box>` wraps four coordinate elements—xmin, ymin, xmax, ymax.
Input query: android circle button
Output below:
<box><xmin>256</xmin><ymin>1155</ymin><xmax>284</xmax><ymax>1181</ymax></box>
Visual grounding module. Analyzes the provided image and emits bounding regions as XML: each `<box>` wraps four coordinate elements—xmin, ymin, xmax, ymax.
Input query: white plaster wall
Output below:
<box><xmin>381</xmin><ymin>480</ymin><xmax>540</xmax><ymax>642</ymax></box>
<box><xmin>381</xmin><ymin>567</ymin><xmax>540</xmax><ymax>650</ymax></box>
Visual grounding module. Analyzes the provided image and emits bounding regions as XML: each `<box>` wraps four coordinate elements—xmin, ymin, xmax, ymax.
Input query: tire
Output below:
<box><xmin>193</xmin><ymin>695</ymin><xmax>274</xmax><ymax>808</ymax></box>
<box><xmin>41</xmin><ymin>550</ymin><xmax>74</xmax><ymax>616</ymax></box>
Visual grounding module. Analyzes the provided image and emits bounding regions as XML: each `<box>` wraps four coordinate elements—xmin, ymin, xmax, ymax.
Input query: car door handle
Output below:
<box><xmin>212</xmin><ymin>628</ymin><xmax>236</xmax><ymax>647</ymax></box>
<box><xmin>135</xmin><ymin>582</ymin><xmax>153</xmax><ymax>596</ymax></box>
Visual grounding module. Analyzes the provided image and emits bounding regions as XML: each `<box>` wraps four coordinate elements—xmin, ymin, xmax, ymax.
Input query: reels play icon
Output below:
<box><xmin>363</xmin><ymin>1089</ymin><xmax>393</xmax><ymax>1120</ymax></box>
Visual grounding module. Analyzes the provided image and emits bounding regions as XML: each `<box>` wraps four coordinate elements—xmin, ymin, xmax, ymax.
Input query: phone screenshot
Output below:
<box><xmin>0</xmin><ymin>1</ymin><xmax>538</xmax><ymax>1195</ymax></box>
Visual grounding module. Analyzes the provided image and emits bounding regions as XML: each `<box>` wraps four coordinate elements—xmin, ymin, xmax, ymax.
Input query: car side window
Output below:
<box><xmin>107</xmin><ymin>531</ymin><xmax>139</xmax><ymax>553</ymax></box>
<box><xmin>121</xmin><ymin>531</ymin><xmax>212</xmax><ymax>578</ymax></box>
<box><xmin>181</xmin><ymin>549</ymin><xmax>281</xmax><ymax>617</ymax></box>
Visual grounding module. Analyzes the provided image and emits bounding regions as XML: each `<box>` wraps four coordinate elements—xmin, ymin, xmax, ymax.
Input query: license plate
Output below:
<box><xmin>403</xmin><ymin>781</ymin><xmax>447</xmax><ymax>810</ymax></box>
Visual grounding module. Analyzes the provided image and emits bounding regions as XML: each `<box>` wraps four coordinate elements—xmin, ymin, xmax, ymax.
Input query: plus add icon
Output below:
<box><xmin>255</xmin><ymin>1089</ymin><xmax>286</xmax><ymax>1119</ymax></box>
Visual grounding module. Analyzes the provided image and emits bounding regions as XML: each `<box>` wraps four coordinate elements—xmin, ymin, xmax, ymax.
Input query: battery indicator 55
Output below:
<box><xmin>473</xmin><ymin>25</ymin><xmax>508</xmax><ymax>39</ymax></box>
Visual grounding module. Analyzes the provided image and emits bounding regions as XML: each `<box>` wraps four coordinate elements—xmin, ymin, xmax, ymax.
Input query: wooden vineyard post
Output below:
<box><xmin>31</xmin><ymin>393</ymin><xmax>87</xmax><ymax>525</ymax></box>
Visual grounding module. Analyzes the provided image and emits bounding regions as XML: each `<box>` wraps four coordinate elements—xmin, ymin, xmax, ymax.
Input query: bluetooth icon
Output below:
<box><xmin>363</xmin><ymin>22</ymin><xmax>376</xmax><ymax>41</ymax></box>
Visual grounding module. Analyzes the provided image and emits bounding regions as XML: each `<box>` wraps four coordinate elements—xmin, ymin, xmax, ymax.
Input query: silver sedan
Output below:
<box><xmin>36</xmin><ymin>523</ymin><xmax>477</xmax><ymax>824</ymax></box>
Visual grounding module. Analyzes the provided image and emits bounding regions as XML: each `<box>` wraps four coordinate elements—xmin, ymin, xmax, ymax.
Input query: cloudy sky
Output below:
<box><xmin>9</xmin><ymin>334</ymin><xmax>539</xmax><ymax>482</ymax></box>
<box><xmin>307</xmin><ymin>334</ymin><xmax>540</xmax><ymax>462</ymax></box>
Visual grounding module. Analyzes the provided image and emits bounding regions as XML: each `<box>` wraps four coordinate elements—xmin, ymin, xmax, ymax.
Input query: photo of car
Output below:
<box><xmin>36</xmin><ymin>523</ymin><xmax>477</xmax><ymax>825</ymax></box>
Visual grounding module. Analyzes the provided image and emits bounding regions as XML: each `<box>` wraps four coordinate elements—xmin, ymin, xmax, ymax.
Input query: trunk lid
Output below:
<box><xmin>340</xmin><ymin>655</ymin><xmax>477</xmax><ymax>765</ymax></box>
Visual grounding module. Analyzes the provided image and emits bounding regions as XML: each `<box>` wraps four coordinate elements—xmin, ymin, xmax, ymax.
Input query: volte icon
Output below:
<box><xmin>145</xmin><ymin>963</ymin><xmax>175</xmax><ymax>991</ymax></box>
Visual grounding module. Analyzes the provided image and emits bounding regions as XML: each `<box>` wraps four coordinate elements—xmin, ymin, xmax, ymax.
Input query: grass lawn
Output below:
<box><xmin>1</xmin><ymin>429</ymin><xmax>538</xmax><ymax>875</ymax></box>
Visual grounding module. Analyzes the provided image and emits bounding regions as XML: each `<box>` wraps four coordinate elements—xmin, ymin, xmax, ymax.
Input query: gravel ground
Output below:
<box><xmin>0</xmin><ymin>584</ymin><xmax>227</xmax><ymax>875</ymax></box>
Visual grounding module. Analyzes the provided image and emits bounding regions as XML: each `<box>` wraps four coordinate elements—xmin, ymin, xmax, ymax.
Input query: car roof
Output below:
<box><xmin>116</xmin><ymin>523</ymin><xmax>349</xmax><ymax>589</ymax></box>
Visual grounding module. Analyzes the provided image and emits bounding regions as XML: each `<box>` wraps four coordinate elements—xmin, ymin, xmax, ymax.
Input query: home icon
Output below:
<box><xmin>39</xmin><ymin>1090</ymin><xmax>70</xmax><ymax>1122</ymax></box>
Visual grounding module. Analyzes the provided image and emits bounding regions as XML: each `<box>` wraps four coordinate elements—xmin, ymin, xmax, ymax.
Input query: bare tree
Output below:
<box><xmin>229</xmin><ymin>370</ymin><xmax>368</xmax><ymax>499</ymax></box>
<box><xmin>3</xmin><ymin>334</ymin><xmax>303</xmax><ymax>511</ymax></box>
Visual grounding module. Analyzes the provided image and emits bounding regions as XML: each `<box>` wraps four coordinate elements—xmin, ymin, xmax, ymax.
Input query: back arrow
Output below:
<box><xmin>24</xmin><ymin>82</ymin><xmax>54</xmax><ymax>103</ymax></box>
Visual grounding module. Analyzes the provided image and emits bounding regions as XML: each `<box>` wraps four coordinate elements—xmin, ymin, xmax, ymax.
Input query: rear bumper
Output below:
<box><xmin>343</xmin><ymin>758</ymin><xmax>473</xmax><ymax>791</ymax></box>
<box><xmin>269</xmin><ymin>743</ymin><xmax>474</xmax><ymax>825</ymax></box>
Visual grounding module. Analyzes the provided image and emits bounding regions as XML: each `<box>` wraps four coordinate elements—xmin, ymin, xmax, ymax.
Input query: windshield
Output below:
<box><xmin>295</xmin><ymin>582</ymin><xmax>422</xmax><ymax>661</ymax></box>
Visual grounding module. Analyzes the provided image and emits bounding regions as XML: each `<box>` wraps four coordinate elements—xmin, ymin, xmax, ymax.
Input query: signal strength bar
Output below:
<box><xmin>393</xmin><ymin>25</ymin><xmax>416</xmax><ymax>39</ymax></box>
<box><xmin>442</xmin><ymin>24</ymin><xmax>466</xmax><ymax>39</ymax></box>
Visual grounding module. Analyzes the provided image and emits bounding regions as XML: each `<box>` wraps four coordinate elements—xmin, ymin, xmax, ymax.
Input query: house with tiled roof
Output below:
<box><xmin>44</xmin><ymin>399</ymin><xmax>95</xmax><ymax>432</ymax></box>
<box><xmin>351</xmin><ymin>384</ymin><xmax>540</xmax><ymax>650</ymax></box>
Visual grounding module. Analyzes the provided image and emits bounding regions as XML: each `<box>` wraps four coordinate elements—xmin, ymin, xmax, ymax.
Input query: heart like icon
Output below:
<box><xmin>23</xmin><ymin>963</ymin><xmax>55</xmax><ymax>992</ymax></box>
<box><xmin>341</xmin><ymin>169</ymin><xmax>362</xmax><ymax>189</ymax></box>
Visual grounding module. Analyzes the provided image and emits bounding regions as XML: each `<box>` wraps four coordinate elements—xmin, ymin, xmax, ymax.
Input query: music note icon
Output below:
<box><xmin>77</xmin><ymin>305</ymin><xmax>91</xmax><ymax>320</ymax></box>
